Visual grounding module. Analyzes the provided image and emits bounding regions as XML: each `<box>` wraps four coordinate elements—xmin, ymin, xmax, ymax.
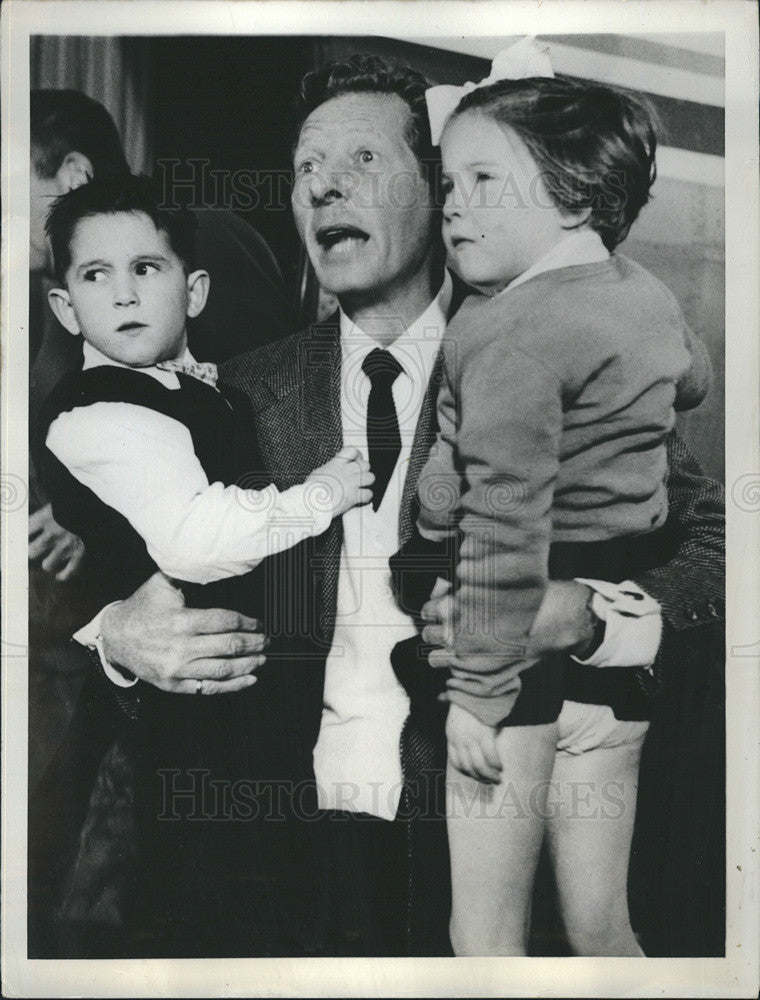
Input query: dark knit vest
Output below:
<box><xmin>39</xmin><ymin>364</ymin><xmax>269</xmax><ymax>618</ymax></box>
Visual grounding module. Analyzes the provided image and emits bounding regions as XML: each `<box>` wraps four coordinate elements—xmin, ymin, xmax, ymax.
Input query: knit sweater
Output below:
<box><xmin>418</xmin><ymin>255</ymin><xmax>711</xmax><ymax>725</ymax></box>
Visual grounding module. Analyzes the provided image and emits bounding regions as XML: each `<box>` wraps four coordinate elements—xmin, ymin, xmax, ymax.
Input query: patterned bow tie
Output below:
<box><xmin>156</xmin><ymin>357</ymin><xmax>219</xmax><ymax>388</ymax></box>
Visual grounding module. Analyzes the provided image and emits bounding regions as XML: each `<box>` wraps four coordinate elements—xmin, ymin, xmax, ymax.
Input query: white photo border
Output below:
<box><xmin>2</xmin><ymin>1</ymin><xmax>758</xmax><ymax>996</ymax></box>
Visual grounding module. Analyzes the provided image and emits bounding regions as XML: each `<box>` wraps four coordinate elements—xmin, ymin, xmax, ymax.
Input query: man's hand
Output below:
<box><xmin>100</xmin><ymin>572</ymin><xmax>266</xmax><ymax>695</ymax></box>
<box><xmin>445</xmin><ymin>702</ymin><xmax>502</xmax><ymax>784</ymax></box>
<box><xmin>29</xmin><ymin>503</ymin><xmax>85</xmax><ymax>582</ymax></box>
<box><xmin>422</xmin><ymin>579</ymin><xmax>595</xmax><ymax>668</ymax></box>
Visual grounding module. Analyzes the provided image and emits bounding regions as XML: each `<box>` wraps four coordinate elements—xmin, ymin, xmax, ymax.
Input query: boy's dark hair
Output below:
<box><xmin>46</xmin><ymin>174</ymin><xmax>198</xmax><ymax>285</ymax></box>
<box><xmin>453</xmin><ymin>76</ymin><xmax>659</xmax><ymax>250</ymax></box>
<box><xmin>294</xmin><ymin>54</ymin><xmax>440</xmax><ymax>194</ymax></box>
<box><xmin>31</xmin><ymin>89</ymin><xmax>130</xmax><ymax>182</ymax></box>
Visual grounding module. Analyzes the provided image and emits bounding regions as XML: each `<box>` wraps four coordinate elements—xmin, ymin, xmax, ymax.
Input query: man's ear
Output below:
<box><xmin>186</xmin><ymin>270</ymin><xmax>210</xmax><ymax>319</ymax></box>
<box><xmin>47</xmin><ymin>287</ymin><xmax>82</xmax><ymax>336</ymax></box>
<box><xmin>55</xmin><ymin>151</ymin><xmax>95</xmax><ymax>193</ymax></box>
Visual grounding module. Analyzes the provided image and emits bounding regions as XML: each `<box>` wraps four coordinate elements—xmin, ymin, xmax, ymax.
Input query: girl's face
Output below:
<box><xmin>440</xmin><ymin>111</ymin><xmax>572</xmax><ymax>295</ymax></box>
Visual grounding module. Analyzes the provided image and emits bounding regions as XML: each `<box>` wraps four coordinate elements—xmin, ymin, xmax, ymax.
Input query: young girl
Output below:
<box><xmin>416</xmin><ymin>62</ymin><xmax>711</xmax><ymax>955</ymax></box>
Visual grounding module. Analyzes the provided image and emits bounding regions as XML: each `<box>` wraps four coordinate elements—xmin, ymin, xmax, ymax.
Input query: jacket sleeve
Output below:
<box><xmin>634</xmin><ymin>432</ymin><xmax>725</xmax><ymax>631</ymax></box>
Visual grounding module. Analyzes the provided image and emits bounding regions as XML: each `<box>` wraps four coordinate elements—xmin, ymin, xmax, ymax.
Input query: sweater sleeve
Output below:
<box><xmin>46</xmin><ymin>401</ymin><xmax>334</xmax><ymax>584</ymax></box>
<box><xmin>417</xmin><ymin>358</ymin><xmax>461</xmax><ymax>542</ymax></box>
<box><xmin>446</xmin><ymin>343</ymin><xmax>564</xmax><ymax>727</ymax></box>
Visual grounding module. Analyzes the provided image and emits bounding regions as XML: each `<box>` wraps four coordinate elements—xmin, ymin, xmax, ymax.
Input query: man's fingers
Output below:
<box><xmin>422</xmin><ymin>623</ymin><xmax>446</xmax><ymax>647</ymax></box>
<box><xmin>181</xmin><ymin>654</ymin><xmax>265</xmax><ymax>681</ymax></box>
<box><xmin>175</xmin><ymin>674</ymin><xmax>259</xmax><ymax>696</ymax></box>
<box><xmin>430</xmin><ymin>577</ymin><xmax>452</xmax><ymax>600</ymax></box>
<box><xmin>41</xmin><ymin>541</ymin><xmax>69</xmax><ymax>574</ymax></box>
<box><xmin>54</xmin><ymin>551</ymin><xmax>85</xmax><ymax>583</ymax></box>
<box><xmin>429</xmin><ymin>647</ymin><xmax>459</xmax><ymax>670</ymax></box>
<box><xmin>29</xmin><ymin>532</ymin><xmax>54</xmax><ymax>561</ymax></box>
<box><xmin>179</xmin><ymin>607</ymin><xmax>263</xmax><ymax>636</ymax></box>
<box><xmin>188</xmin><ymin>632</ymin><xmax>267</xmax><ymax>661</ymax></box>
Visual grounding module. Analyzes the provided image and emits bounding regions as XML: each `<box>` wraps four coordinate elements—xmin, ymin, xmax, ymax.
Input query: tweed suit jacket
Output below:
<box><xmin>221</xmin><ymin>315</ymin><xmax>445</xmax><ymax>766</ymax></box>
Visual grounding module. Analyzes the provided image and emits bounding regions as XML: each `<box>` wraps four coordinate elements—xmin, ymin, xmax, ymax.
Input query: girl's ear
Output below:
<box><xmin>561</xmin><ymin>206</ymin><xmax>593</xmax><ymax>230</ymax></box>
<box><xmin>186</xmin><ymin>270</ymin><xmax>210</xmax><ymax>319</ymax></box>
<box><xmin>47</xmin><ymin>287</ymin><xmax>82</xmax><ymax>336</ymax></box>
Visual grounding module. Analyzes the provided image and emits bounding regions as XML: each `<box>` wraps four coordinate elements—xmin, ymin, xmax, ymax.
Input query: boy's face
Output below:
<box><xmin>49</xmin><ymin>211</ymin><xmax>208</xmax><ymax>367</ymax></box>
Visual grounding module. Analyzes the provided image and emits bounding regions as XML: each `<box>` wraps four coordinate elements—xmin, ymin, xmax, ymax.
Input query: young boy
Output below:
<box><xmin>38</xmin><ymin>174</ymin><xmax>374</xmax><ymax>954</ymax></box>
<box><xmin>41</xmin><ymin>174</ymin><xmax>372</xmax><ymax>627</ymax></box>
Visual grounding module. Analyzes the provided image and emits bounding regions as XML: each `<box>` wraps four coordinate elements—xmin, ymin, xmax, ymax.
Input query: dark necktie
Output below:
<box><xmin>362</xmin><ymin>348</ymin><xmax>403</xmax><ymax>511</ymax></box>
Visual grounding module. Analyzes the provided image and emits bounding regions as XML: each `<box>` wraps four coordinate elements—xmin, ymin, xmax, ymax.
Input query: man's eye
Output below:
<box><xmin>134</xmin><ymin>262</ymin><xmax>159</xmax><ymax>276</ymax></box>
<box><xmin>296</xmin><ymin>159</ymin><xmax>315</xmax><ymax>175</ymax></box>
<box><xmin>441</xmin><ymin>176</ymin><xmax>453</xmax><ymax>196</ymax></box>
<box><xmin>475</xmin><ymin>171</ymin><xmax>494</xmax><ymax>183</ymax></box>
<box><xmin>357</xmin><ymin>150</ymin><xmax>374</xmax><ymax>165</ymax></box>
<box><xmin>83</xmin><ymin>268</ymin><xmax>106</xmax><ymax>282</ymax></box>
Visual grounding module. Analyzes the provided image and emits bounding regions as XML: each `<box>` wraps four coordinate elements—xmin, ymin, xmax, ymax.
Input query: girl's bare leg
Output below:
<box><xmin>447</xmin><ymin>722</ymin><xmax>558</xmax><ymax>956</ymax></box>
<box><xmin>546</xmin><ymin>708</ymin><xmax>648</xmax><ymax>957</ymax></box>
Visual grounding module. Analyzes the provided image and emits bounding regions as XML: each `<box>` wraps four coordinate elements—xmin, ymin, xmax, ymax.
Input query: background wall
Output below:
<box><xmin>30</xmin><ymin>32</ymin><xmax>725</xmax><ymax>479</ymax></box>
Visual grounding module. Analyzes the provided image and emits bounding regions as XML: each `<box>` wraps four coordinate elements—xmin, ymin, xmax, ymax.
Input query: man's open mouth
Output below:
<box><xmin>117</xmin><ymin>321</ymin><xmax>147</xmax><ymax>332</ymax></box>
<box><xmin>315</xmin><ymin>225</ymin><xmax>370</xmax><ymax>250</ymax></box>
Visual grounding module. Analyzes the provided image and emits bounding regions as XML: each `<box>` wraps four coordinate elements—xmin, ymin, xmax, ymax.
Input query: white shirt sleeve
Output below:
<box><xmin>73</xmin><ymin>601</ymin><xmax>139</xmax><ymax>687</ymax></box>
<box><xmin>572</xmin><ymin>578</ymin><xmax>663</xmax><ymax>669</ymax></box>
<box><xmin>47</xmin><ymin>401</ymin><xmax>334</xmax><ymax>585</ymax></box>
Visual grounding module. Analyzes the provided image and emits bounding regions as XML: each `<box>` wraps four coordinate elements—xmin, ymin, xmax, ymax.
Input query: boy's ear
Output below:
<box><xmin>47</xmin><ymin>287</ymin><xmax>81</xmax><ymax>336</ymax></box>
<box><xmin>55</xmin><ymin>151</ymin><xmax>95</xmax><ymax>193</ymax></box>
<box><xmin>186</xmin><ymin>270</ymin><xmax>210</xmax><ymax>319</ymax></box>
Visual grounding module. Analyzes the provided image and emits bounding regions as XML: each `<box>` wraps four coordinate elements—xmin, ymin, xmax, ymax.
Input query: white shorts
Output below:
<box><xmin>556</xmin><ymin>700</ymin><xmax>650</xmax><ymax>757</ymax></box>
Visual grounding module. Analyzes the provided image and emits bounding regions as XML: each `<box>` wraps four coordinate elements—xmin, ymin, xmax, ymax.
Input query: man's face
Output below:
<box><xmin>292</xmin><ymin>92</ymin><xmax>437</xmax><ymax>309</ymax></box>
<box><xmin>50</xmin><ymin>211</ymin><xmax>203</xmax><ymax>367</ymax></box>
<box><xmin>30</xmin><ymin>169</ymin><xmax>62</xmax><ymax>274</ymax></box>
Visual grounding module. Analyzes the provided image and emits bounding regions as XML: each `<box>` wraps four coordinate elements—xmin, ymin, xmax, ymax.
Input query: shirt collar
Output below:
<box><xmin>81</xmin><ymin>342</ymin><xmax>197</xmax><ymax>389</ymax></box>
<box><xmin>505</xmin><ymin>228</ymin><xmax>610</xmax><ymax>294</ymax></box>
<box><xmin>339</xmin><ymin>271</ymin><xmax>452</xmax><ymax>381</ymax></box>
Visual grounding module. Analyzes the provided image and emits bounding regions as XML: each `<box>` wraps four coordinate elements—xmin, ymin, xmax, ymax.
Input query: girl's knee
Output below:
<box><xmin>563</xmin><ymin>902</ymin><xmax>640</xmax><ymax>956</ymax></box>
<box><xmin>449</xmin><ymin>913</ymin><xmax>527</xmax><ymax>957</ymax></box>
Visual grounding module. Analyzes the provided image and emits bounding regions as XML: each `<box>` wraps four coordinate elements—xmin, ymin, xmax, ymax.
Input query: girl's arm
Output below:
<box><xmin>443</xmin><ymin>341</ymin><xmax>563</xmax><ymax>727</ymax></box>
<box><xmin>46</xmin><ymin>401</ymin><xmax>336</xmax><ymax>584</ymax></box>
<box><xmin>417</xmin><ymin>360</ymin><xmax>462</xmax><ymax>542</ymax></box>
<box><xmin>674</xmin><ymin>325</ymin><xmax>712</xmax><ymax>412</ymax></box>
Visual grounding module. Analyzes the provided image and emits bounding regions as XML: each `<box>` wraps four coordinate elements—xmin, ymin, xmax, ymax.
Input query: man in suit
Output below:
<box><xmin>85</xmin><ymin>55</ymin><xmax>724</xmax><ymax>956</ymax></box>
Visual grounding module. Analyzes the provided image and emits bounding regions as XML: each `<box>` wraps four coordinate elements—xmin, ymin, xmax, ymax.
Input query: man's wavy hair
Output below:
<box><xmin>452</xmin><ymin>76</ymin><xmax>660</xmax><ymax>250</ymax></box>
<box><xmin>294</xmin><ymin>54</ymin><xmax>440</xmax><ymax>198</ymax></box>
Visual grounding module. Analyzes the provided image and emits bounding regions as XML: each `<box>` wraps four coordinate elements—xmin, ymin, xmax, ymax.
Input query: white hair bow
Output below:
<box><xmin>425</xmin><ymin>36</ymin><xmax>554</xmax><ymax>145</ymax></box>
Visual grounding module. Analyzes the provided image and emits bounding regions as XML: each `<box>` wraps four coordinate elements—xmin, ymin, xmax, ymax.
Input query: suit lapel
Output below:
<box><xmin>254</xmin><ymin>320</ymin><xmax>344</xmax><ymax>649</ymax></box>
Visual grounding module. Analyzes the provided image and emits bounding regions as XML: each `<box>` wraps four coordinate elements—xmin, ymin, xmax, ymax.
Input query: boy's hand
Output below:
<box><xmin>308</xmin><ymin>446</ymin><xmax>374</xmax><ymax>518</ymax></box>
<box><xmin>446</xmin><ymin>702</ymin><xmax>502</xmax><ymax>784</ymax></box>
<box><xmin>29</xmin><ymin>502</ymin><xmax>86</xmax><ymax>582</ymax></box>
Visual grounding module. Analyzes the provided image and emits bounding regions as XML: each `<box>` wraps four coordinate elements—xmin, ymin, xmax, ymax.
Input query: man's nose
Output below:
<box><xmin>307</xmin><ymin>165</ymin><xmax>353</xmax><ymax>207</ymax></box>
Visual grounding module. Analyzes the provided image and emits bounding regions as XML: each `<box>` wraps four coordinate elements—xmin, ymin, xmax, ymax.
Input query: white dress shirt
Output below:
<box><xmin>313</xmin><ymin>279</ymin><xmax>453</xmax><ymax>820</ymax></box>
<box><xmin>48</xmin><ymin>342</ymin><xmax>334</xmax><ymax>585</ymax></box>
